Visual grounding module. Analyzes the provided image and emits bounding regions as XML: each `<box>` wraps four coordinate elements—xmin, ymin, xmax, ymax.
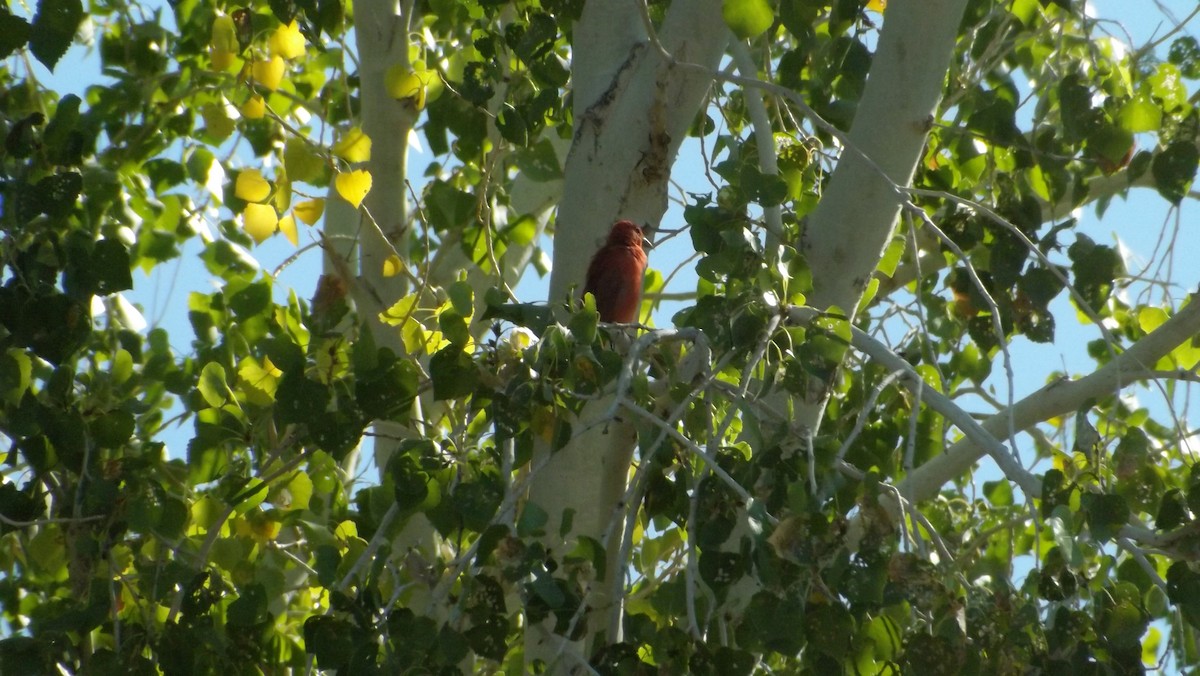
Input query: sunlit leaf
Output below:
<box><xmin>293</xmin><ymin>198</ymin><xmax>325</xmax><ymax>225</ymax></box>
<box><xmin>199</xmin><ymin>362</ymin><xmax>234</xmax><ymax>408</ymax></box>
<box><xmin>243</xmin><ymin>203</ymin><xmax>279</xmax><ymax>243</ymax></box>
<box><xmin>723</xmin><ymin>0</ymin><xmax>774</xmax><ymax>39</ymax></box>
<box><xmin>235</xmin><ymin>169</ymin><xmax>272</xmax><ymax>202</ymax></box>
<box><xmin>269</xmin><ymin>20</ymin><xmax>306</xmax><ymax>60</ymax></box>
<box><xmin>383</xmin><ymin>254</ymin><xmax>403</xmax><ymax>278</ymax></box>
<box><xmin>1119</xmin><ymin>96</ymin><xmax>1162</xmax><ymax>133</ymax></box>
<box><xmin>335</xmin><ymin>169</ymin><xmax>372</xmax><ymax>207</ymax></box>
<box><xmin>333</xmin><ymin>127</ymin><xmax>372</xmax><ymax>163</ymax></box>
<box><xmin>334</xmin><ymin>520</ymin><xmax>358</xmax><ymax>542</ymax></box>
<box><xmin>386</xmin><ymin>63</ymin><xmax>433</xmax><ymax>111</ymax></box>
<box><xmin>278</xmin><ymin>214</ymin><xmax>298</xmax><ymax>246</ymax></box>
<box><xmin>251</xmin><ymin>55</ymin><xmax>286</xmax><ymax>91</ymax></box>
<box><xmin>240</xmin><ymin>94</ymin><xmax>266</xmax><ymax>119</ymax></box>
<box><xmin>283</xmin><ymin>472</ymin><xmax>313</xmax><ymax>511</ymax></box>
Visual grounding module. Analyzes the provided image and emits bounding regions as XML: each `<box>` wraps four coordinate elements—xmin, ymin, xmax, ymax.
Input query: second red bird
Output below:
<box><xmin>583</xmin><ymin>220</ymin><xmax>647</xmax><ymax>323</ymax></box>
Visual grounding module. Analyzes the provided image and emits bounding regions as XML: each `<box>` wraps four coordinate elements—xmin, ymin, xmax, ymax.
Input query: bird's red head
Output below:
<box><xmin>607</xmin><ymin>220</ymin><xmax>645</xmax><ymax>248</ymax></box>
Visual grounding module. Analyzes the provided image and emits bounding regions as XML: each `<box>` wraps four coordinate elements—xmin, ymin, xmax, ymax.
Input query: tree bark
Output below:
<box><xmin>528</xmin><ymin>0</ymin><xmax>728</xmax><ymax>669</ymax></box>
<box><xmin>790</xmin><ymin>0</ymin><xmax>970</xmax><ymax>438</ymax></box>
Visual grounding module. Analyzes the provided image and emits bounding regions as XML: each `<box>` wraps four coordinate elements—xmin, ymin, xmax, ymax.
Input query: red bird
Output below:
<box><xmin>583</xmin><ymin>220</ymin><xmax>648</xmax><ymax>323</ymax></box>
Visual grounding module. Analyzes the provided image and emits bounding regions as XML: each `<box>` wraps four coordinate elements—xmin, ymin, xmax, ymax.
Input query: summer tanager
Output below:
<box><xmin>583</xmin><ymin>220</ymin><xmax>648</xmax><ymax>323</ymax></box>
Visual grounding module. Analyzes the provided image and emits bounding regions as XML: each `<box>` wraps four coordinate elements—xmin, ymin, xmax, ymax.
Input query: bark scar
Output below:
<box><xmin>574</xmin><ymin>43</ymin><xmax>647</xmax><ymax>151</ymax></box>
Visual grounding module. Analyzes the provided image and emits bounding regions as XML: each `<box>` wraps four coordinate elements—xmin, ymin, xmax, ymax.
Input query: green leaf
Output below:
<box><xmin>91</xmin><ymin>239</ymin><xmax>133</xmax><ymax>295</ymax></box>
<box><xmin>1152</xmin><ymin>141</ymin><xmax>1199</xmax><ymax>204</ymax></box>
<box><xmin>1118</xmin><ymin>96</ymin><xmax>1162</xmax><ymax>133</ymax></box>
<box><xmin>429</xmin><ymin>345</ymin><xmax>479</xmax><ymax>400</ymax></box>
<box><xmin>1010</xmin><ymin>0</ymin><xmax>1039</xmax><ymax>26</ymax></box>
<box><xmin>226</xmin><ymin>584</ymin><xmax>268</xmax><ymax>627</ymax></box>
<box><xmin>355</xmin><ymin>357</ymin><xmax>418</xmax><ymax>421</ymax></box>
<box><xmin>1167</xmin><ymin>562</ymin><xmax>1200</xmax><ymax>627</ymax></box>
<box><xmin>1168</xmin><ymin>36</ymin><xmax>1200</xmax><ymax>78</ymax></box>
<box><xmin>0</xmin><ymin>12</ymin><xmax>31</xmax><ymax>60</ymax></box>
<box><xmin>983</xmin><ymin>479</ymin><xmax>1014</xmax><ymax>506</ymax></box>
<box><xmin>426</xmin><ymin>180</ymin><xmax>477</xmax><ymax>230</ymax></box>
<box><xmin>89</xmin><ymin>410</ymin><xmax>134</xmax><ymax>448</ymax></box>
<box><xmin>513</xmin><ymin>138</ymin><xmax>563</xmax><ymax>182</ymax></box>
<box><xmin>197</xmin><ymin>362</ymin><xmax>233</xmax><ymax>408</ymax></box>
<box><xmin>227</xmin><ymin>278</ymin><xmax>272</xmax><ymax>318</ymax></box>
<box><xmin>43</xmin><ymin>94</ymin><xmax>84</xmax><ymax>165</ymax></box>
<box><xmin>438</xmin><ymin>309</ymin><xmax>471</xmax><ymax>347</ymax></box>
<box><xmin>447</xmin><ymin>280</ymin><xmax>474</xmax><ymax>317</ymax></box>
<box><xmin>304</xmin><ymin>616</ymin><xmax>356</xmax><ymax>670</ymax></box>
<box><xmin>723</xmin><ymin>0</ymin><xmax>774</xmax><ymax>39</ymax></box>
<box><xmin>436</xmin><ymin>625</ymin><xmax>470</xmax><ymax>666</ymax></box>
<box><xmin>314</xmin><ymin>545</ymin><xmax>341</xmax><ymax>588</ymax></box>
<box><xmin>0</xmin><ymin>483</ymin><xmax>45</xmax><ymax>533</ymax></box>
<box><xmin>27</xmin><ymin>171</ymin><xmax>82</xmax><ymax>219</ymax></box>
<box><xmin>29</xmin><ymin>0</ymin><xmax>83</xmax><ymax>70</ymax></box>
<box><xmin>517</xmin><ymin>501</ymin><xmax>548</xmax><ymax>537</ymax></box>
<box><xmin>806</xmin><ymin>602</ymin><xmax>854</xmax><ymax>660</ymax></box>
<box><xmin>275</xmin><ymin>372</ymin><xmax>330</xmax><ymax>425</ymax></box>
<box><xmin>0</xmin><ymin>350</ymin><xmax>33</xmax><ymax>406</ymax></box>
<box><xmin>1149</xmin><ymin>63</ymin><xmax>1187</xmax><ymax>112</ymax></box>
<box><xmin>1081</xmin><ymin>492</ymin><xmax>1129</xmax><ymax>542</ymax></box>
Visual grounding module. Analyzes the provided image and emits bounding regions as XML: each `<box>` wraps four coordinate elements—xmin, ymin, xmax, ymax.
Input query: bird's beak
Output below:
<box><xmin>642</xmin><ymin>237</ymin><xmax>654</xmax><ymax>250</ymax></box>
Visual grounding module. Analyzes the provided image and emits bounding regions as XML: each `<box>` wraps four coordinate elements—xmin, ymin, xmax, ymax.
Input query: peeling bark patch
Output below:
<box><xmin>638</xmin><ymin>126</ymin><xmax>671</xmax><ymax>186</ymax></box>
<box><xmin>619</xmin><ymin>77</ymin><xmax>673</xmax><ymax>211</ymax></box>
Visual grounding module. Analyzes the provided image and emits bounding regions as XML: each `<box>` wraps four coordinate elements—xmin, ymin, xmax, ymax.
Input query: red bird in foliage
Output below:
<box><xmin>583</xmin><ymin>220</ymin><xmax>648</xmax><ymax>323</ymax></box>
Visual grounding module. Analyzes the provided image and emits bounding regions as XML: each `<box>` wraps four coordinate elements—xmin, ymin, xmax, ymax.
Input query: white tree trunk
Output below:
<box><xmin>789</xmin><ymin>0</ymin><xmax>970</xmax><ymax>439</ymax></box>
<box><xmin>802</xmin><ymin>0</ymin><xmax>971</xmax><ymax>317</ymax></box>
<box><xmin>528</xmin><ymin>0</ymin><xmax>728</xmax><ymax>669</ymax></box>
<box><xmin>548</xmin><ymin>0</ymin><xmax>729</xmax><ymax>305</ymax></box>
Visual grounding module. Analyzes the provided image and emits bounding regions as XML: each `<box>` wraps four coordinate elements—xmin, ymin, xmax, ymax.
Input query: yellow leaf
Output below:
<box><xmin>237</xmin><ymin>513</ymin><xmax>281</xmax><ymax>541</ymax></box>
<box><xmin>243</xmin><ymin>203</ymin><xmax>278</xmax><ymax>243</ymax></box>
<box><xmin>293</xmin><ymin>198</ymin><xmax>325</xmax><ymax>225</ymax></box>
<box><xmin>382</xmin><ymin>254</ymin><xmax>403</xmax><ymax>278</ymax></box>
<box><xmin>278</xmin><ymin>214</ymin><xmax>298</xmax><ymax>246</ymax></box>
<box><xmin>235</xmin><ymin>169</ymin><xmax>272</xmax><ymax>202</ymax></box>
<box><xmin>333</xmin><ymin>126</ymin><xmax>372</xmax><ymax>163</ymax></box>
<box><xmin>385</xmin><ymin>63</ymin><xmax>433</xmax><ymax>111</ymax></box>
<box><xmin>866</xmin><ymin>0</ymin><xmax>886</xmax><ymax>12</ymax></box>
<box><xmin>401</xmin><ymin>322</ymin><xmax>438</xmax><ymax>355</ymax></box>
<box><xmin>335</xmin><ymin>169</ymin><xmax>372</xmax><ymax>208</ymax></box>
<box><xmin>251</xmin><ymin>55</ymin><xmax>286</xmax><ymax>91</ymax></box>
<box><xmin>210</xmin><ymin>47</ymin><xmax>237</xmax><ymax>71</ymax></box>
<box><xmin>240</xmin><ymin>94</ymin><xmax>266</xmax><ymax>119</ymax></box>
<box><xmin>273</xmin><ymin>169</ymin><xmax>291</xmax><ymax>212</ymax></box>
<box><xmin>269</xmin><ymin>20</ymin><xmax>306</xmax><ymax>60</ymax></box>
